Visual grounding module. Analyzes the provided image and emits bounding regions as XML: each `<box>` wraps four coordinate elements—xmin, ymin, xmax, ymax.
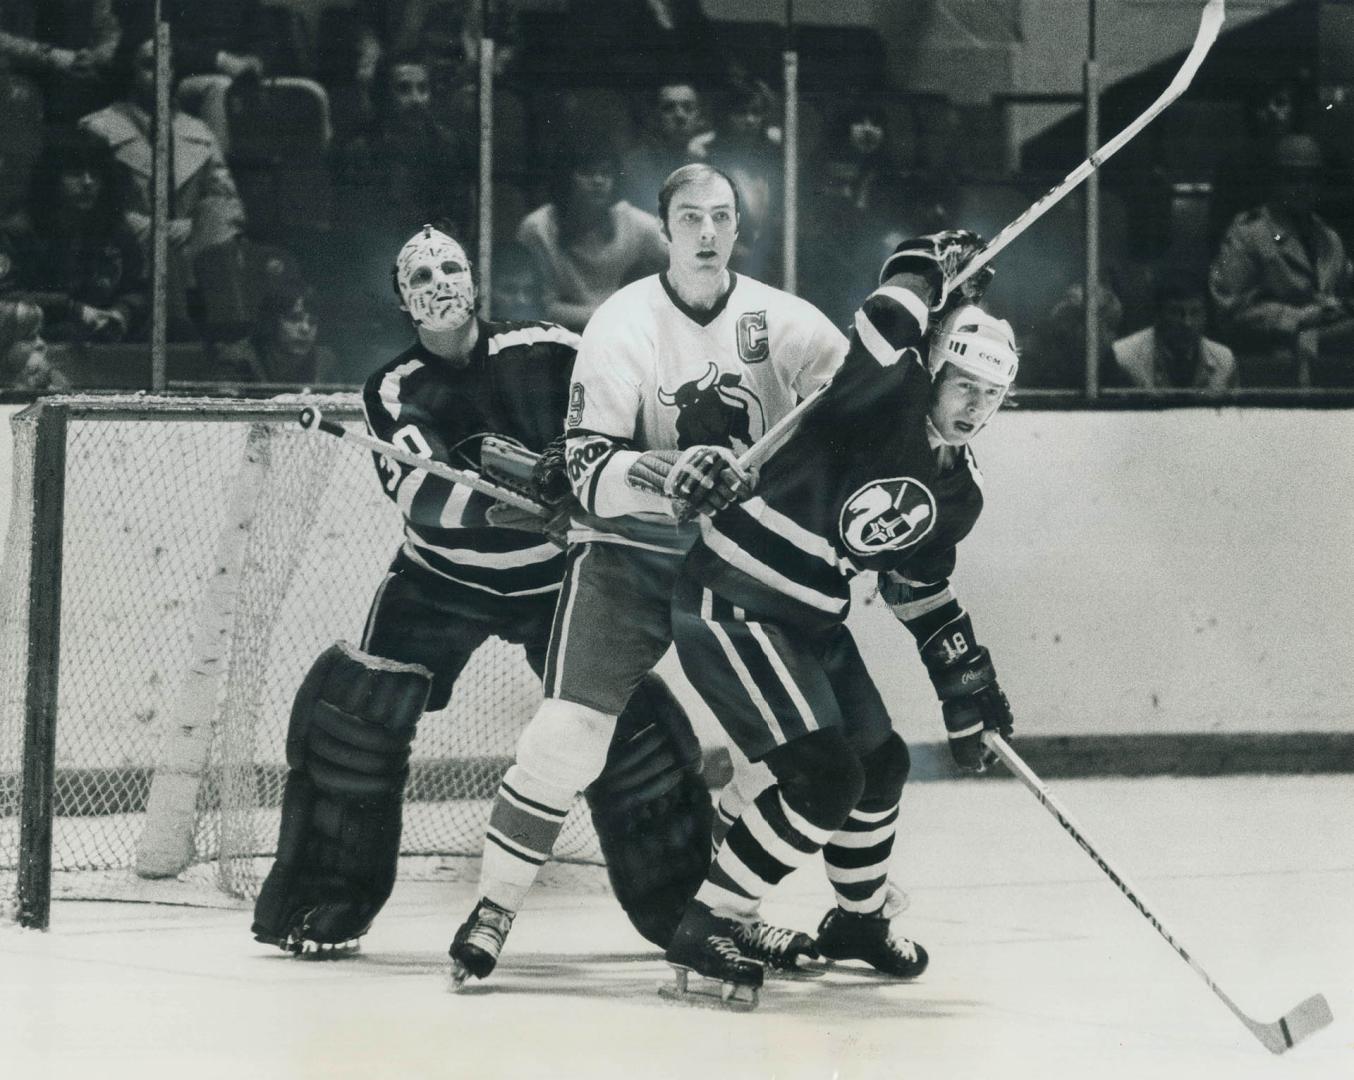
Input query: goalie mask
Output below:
<box><xmin>929</xmin><ymin>304</ymin><xmax>1019</xmax><ymax>388</ymax></box>
<box><xmin>395</xmin><ymin>225</ymin><xmax>476</xmax><ymax>331</ymax></box>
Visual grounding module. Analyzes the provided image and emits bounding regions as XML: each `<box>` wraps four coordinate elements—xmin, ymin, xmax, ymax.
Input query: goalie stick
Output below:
<box><xmin>297</xmin><ymin>406</ymin><xmax>548</xmax><ymax>516</ymax></box>
<box><xmin>737</xmin><ymin>0</ymin><xmax>1227</xmax><ymax>474</ymax></box>
<box><xmin>981</xmin><ymin>731</ymin><xmax>1332</xmax><ymax>1055</ymax></box>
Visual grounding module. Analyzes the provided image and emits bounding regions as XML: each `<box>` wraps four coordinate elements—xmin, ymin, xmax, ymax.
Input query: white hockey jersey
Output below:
<box><xmin>566</xmin><ymin>271</ymin><xmax>847</xmax><ymax>550</ymax></box>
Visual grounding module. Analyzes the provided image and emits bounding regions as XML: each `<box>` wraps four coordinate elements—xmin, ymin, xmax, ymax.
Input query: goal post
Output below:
<box><xmin>1</xmin><ymin>395</ymin><xmax>602</xmax><ymax>929</ymax></box>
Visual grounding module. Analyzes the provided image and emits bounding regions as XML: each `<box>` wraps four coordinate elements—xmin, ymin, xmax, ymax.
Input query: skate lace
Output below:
<box><xmin>464</xmin><ymin>905</ymin><xmax>514</xmax><ymax>957</ymax></box>
<box><xmin>709</xmin><ymin>935</ymin><xmax>745</xmax><ymax>963</ymax></box>
<box><xmin>886</xmin><ymin>931</ymin><xmax>918</xmax><ymax>963</ymax></box>
<box><xmin>739</xmin><ymin>921</ymin><xmax>802</xmax><ymax>959</ymax></box>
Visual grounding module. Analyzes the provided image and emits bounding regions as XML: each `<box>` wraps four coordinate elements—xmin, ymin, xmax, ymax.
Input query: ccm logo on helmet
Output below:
<box><xmin>839</xmin><ymin>476</ymin><xmax>936</xmax><ymax>556</ymax></box>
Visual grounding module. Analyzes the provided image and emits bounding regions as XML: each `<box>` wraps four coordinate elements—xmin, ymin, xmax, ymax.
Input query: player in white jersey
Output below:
<box><xmin>449</xmin><ymin>165</ymin><xmax>849</xmax><ymax>988</ymax></box>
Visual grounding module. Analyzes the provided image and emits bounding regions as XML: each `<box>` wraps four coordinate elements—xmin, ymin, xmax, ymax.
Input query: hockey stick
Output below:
<box><xmin>737</xmin><ymin>0</ymin><xmax>1226</xmax><ymax>473</ymax></box>
<box><xmin>981</xmin><ymin>731</ymin><xmax>1332</xmax><ymax>1055</ymax></box>
<box><xmin>297</xmin><ymin>405</ymin><xmax>548</xmax><ymax>516</ymax></box>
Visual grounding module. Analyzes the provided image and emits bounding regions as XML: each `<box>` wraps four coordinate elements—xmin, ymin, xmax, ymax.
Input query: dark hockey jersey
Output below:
<box><xmin>362</xmin><ymin>319</ymin><xmax>580</xmax><ymax>597</ymax></box>
<box><xmin>685</xmin><ymin>283</ymin><xmax>985</xmax><ymax>629</ymax></box>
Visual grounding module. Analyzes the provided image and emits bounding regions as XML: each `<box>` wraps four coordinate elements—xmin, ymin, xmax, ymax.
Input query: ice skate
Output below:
<box><xmin>733</xmin><ymin>918</ymin><xmax>820</xmax><ymax>976</ymax></box>
<box><xmin>660</xmin><ymin>902</ymin><xmax>763</xmax><ymax>1010</ymax></box>
<box><xmin>448</xmin><ymin>898</ymin><xmax>515</xmax><ymax>990</ymax></box>
<box><xmin>815</xmin><ymin>907</ymin><xmax>929</xmax><ymax>979</ymax></box>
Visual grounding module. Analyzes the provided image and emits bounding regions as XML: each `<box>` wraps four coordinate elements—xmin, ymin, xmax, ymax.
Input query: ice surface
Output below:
<box><xmin>3</xmin><ymin>775</ymin><xmax>1350</xmax><ymax>1079</ymax></box>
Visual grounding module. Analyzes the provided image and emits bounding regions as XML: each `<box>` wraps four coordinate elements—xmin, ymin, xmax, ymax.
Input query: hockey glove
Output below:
<box><xmin>626</xmin><ymin>446</ymin><xmax>756</xmax><ymax>520</ymax></box>
<box><xmin>919</xmin><ymin>615</ymin><xmax>1014</xmax><ymax>773</ymax></box>
<box><xmin>879</xmin><ymin>229</ymin><xmax>990</xmax><ymax>312</ymax></box>
<box><xmin>531</xmin><ymin>435</ymin><xmax>573</xmax><ymax>507</ymax></box>
<box><xmin>484</xmin><ymin>500</ymin><xmax>573</xmax><ymax>548</ymax></box>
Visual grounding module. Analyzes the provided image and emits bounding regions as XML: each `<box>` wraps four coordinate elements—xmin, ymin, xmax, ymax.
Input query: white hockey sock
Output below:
<box><xmin>479</xmin><ymin>763</ymin><xmax>575</xmax><ymax>912</ymax></box>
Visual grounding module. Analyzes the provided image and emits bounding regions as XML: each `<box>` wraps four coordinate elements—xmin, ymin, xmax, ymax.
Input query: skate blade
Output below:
<box><xmin>817</xmin><ymin>957</ymin><xmax>924</xmax><ymax>982</ymax></box>
<box><xmin>294</xmin><ymin>939</ymin><xmax>361</xmax><ymax>960</ymax></box>
<box><xmin>764</xmin><ymin>958</ymin><xmax>829</xmax><ymax>981</ymax></box>
<box><xmin>447</xmin><ymin>959</ymin><xmax>475</xmax><ymax>993</ymax></box>
<box><xmin>658</xmin><ymin>964</ymin><xmax>759</xmax><ymax>1011</ymax></box>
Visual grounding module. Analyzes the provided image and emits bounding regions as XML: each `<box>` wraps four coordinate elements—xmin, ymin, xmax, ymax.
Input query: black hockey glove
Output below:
<box><xmin>880</xmin><ymin>229</ymin><xmax>991</xmax><ymax>312</ymax></box>
<box><xmin>531</xmin><ymin>435</ymin><xmax>573</xmax><ymax>507</ymax></box>
<box><xmin>919</xmin><ymin>615</ymin><xmax>1014</xmax><ymax>774</ymax></box>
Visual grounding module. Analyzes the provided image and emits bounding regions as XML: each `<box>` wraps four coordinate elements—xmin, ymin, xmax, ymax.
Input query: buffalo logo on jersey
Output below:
<box><xmin>736</xmin><ymin>310</ymin><xmax>769</xmax><ymax>363</ymax></box>
<box><xmin>839</xmin><ymin>477</ymin><xmax>936</xmax><ymax>556</ymax></box>
<box><xmin>658</xmin><ymin>362</ymin><xmax>766</xmax><ymax>452</ymax></box>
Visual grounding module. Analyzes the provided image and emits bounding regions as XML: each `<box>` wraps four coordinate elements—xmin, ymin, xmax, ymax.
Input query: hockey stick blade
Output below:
<box><xmin>297</xmin><ymin>406</ymin><xmax>548</xmax><ymax>516</ymax></box>
<box><xmin>983</xmin><ymin>732</ymin><xmax>1332</xmax><ymax>1055</ymax></box>
<box><xmin>737</xmin><ymin>1</ymin><xmax>1224</xmax><ymax>474</ymax></box>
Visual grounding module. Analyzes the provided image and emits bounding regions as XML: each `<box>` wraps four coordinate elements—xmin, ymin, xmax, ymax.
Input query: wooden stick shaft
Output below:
<box><xmin>298</xmin><ymin>407</ymin><xmax>546</xmax><ymax>516</ymax></box>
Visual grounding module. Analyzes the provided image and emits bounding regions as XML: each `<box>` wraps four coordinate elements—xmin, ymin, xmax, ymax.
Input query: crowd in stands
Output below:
<box><xmin>0</xmin><ymin>1</ymin><xmax>1350</xmax><ymax>394</ymax></box>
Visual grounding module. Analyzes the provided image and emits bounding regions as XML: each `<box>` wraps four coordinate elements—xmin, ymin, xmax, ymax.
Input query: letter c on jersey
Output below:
<box><xmin>839</xmin><ymin>477</ymin><xmax>936</xmax><ymax>556</ymax></box>
<box><xmin>736</xmin><ymin>310</ymin><xmax>769</xmax><ymax>364</ymax></box>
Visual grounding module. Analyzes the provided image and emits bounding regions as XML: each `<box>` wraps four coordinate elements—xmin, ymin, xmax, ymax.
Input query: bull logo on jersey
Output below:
<box><xmin>658</xmin><ymin>362</ymin><xmax>766</xmax><ymax>452</ymax></box>
<box><xmin>736</xmin><ymin>310</ymin><xmax>769</xmax><ymax>363</ymax></box>
<box><xmin>839</xmin><ymin>476</ymin><xmax>936</xmax><ymax>556</ymax></box>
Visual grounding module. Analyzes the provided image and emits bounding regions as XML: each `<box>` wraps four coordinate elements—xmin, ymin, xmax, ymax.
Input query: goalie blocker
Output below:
<box><xmin>252</xmin><ymin>642</ymin><xmax>431</xmax><ymax>953</ymax></box>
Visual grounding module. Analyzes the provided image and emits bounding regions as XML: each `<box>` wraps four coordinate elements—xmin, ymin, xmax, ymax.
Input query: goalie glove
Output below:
<box><xmin>531</xmin><ymin>435</ymin><xmax>573</xmax><ymax>507</ymax></box>
<box><xmin>918</xmin><ymin>613</ymin><xmax>1014</xmax><ymax>773</ymax></box>
<box><xmin>484</xmin><ymin>500</ymin><xmax>573</xmax><ymax>548</ymax></box>
<box><xmin>879</xmin><ymin>229</ymin><xmax>993</xmax><ymax>313</ymax></box>
<box><xmin>626</xmin><ymin>445</ymin><xmax>756</xmax><ymax>520</ymax></box>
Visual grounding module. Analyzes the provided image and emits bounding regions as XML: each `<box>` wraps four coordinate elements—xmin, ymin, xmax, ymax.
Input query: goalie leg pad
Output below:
<box><xmin>585</xmin><ymin>674</ymin><xmax>713</xmax><ymax>950</ymax></box>
<box><xmin>252</xmin><ymin>642</ymin><xmax>431</xmax><ymax>952</ymax></box>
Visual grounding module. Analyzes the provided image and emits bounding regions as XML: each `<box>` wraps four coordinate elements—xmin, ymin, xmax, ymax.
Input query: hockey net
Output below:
<box><xmin>1</xmin><ymin>396</ymin><xmax>603</xmax><ymax>926</ymax></box>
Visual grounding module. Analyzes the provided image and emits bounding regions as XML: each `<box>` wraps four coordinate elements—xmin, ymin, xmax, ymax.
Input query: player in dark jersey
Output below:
<box><xmin>251</xmin><ymin>224</ymin><xmax>709</xmax><ymax>956</ymax></box>
<box><xmin>662</xmin><ymin>230</ymin><xmax>1019</xmax><ymax>1002</ymax></box>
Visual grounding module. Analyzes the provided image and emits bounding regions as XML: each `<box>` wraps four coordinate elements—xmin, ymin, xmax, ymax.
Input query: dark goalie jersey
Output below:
<box><xmin>362</xmin><ymin>319</ymin><xmax>580</xmax><ymax>598</ymax></box>
<box><xmin>685</xmin><ymin>284</ymin><xmax>984</xmax><ymax>629</ymax></box>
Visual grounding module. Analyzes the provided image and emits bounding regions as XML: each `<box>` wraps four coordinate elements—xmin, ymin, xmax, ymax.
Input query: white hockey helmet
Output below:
<box><xmin>929</xmin><ymin>304</ymin><xmax>1019</xmax><ymax>388</ymax></box>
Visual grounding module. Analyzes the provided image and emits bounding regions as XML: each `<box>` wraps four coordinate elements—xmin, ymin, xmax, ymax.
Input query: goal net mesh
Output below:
<box><xmin>1</xmin><ymin>396</ymin><xmax>603</xmax><ymax>916</ymax></box>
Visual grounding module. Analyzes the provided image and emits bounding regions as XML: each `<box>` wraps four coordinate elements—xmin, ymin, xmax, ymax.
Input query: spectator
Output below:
<box><xmin>698</xmin><ymin>79</ymin><xmax>782</xmax><ymax>282</ymax></box>
<box><xmin>333</xmin><ymin>49</ymin><xmax>475</xmax><ymax>244</ymax></box>
<box><xmin>376</xmin><ymin>0</ymin><xmax>520</xmax><ymax>108</ymax></box>
<box><xmin>316</xmin><ymin>9</ymin><xmax>383</xmax><ymax>145</ymax></box>
<box><xmin>1208</xmin><ymin>80</ymin><xmax>1309</xmax><ymax>247</ymax></box>
<box><xmin>811</xmin><ymin>101</ymin><xmax>895</xmax><ymax>217</ymax></box>
<box><xmin>0</xmin><ymin>0</ymin><xmax>120</xmax><ymax>122</ymax></box>
<box><xmin>79</xmin><ymin>36</ymin><xmax>246</xmax><ymax>339</ymax></box>
<box><xmin>0</xmin><ymin>126</ymin><xmax>146</xmax><ymax>343</ymax></box>
<box><xmin>243</xmin><ymin>284</ymin><xmax>335</xmax><ymax>385</ymax></box>
<box><xmin>489</xmin><ymin>241</ymin><xmax>544</xmax><ymax>321</ymax></box>
<box><xmin>1112</xmin><ymin>270</ymin><xmax>1236</xmax><ymax>390</ymax></box>
<box><xmin>1210</xmin><ymin>134</ymin><xmax>1354</xmax><ymax>387</ymax></box>
<box><xmin>1020</xmin><ymin>280</ymin><xmax>1126</xmax><ymax>390</ymax></box>
<box><xmin>516</xmin><ymin>133</ymin><xmax>666</xmax><ymax>332</ymax></box>
<box><xmin>0</xmin><ymin>299</ymin><xmax>70</xmax><ymax>391</ymax></box>
<box><xmin>619</xmin><ymin>81</ymin><xmax>712</xmax><ymax>212</ymax></box>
